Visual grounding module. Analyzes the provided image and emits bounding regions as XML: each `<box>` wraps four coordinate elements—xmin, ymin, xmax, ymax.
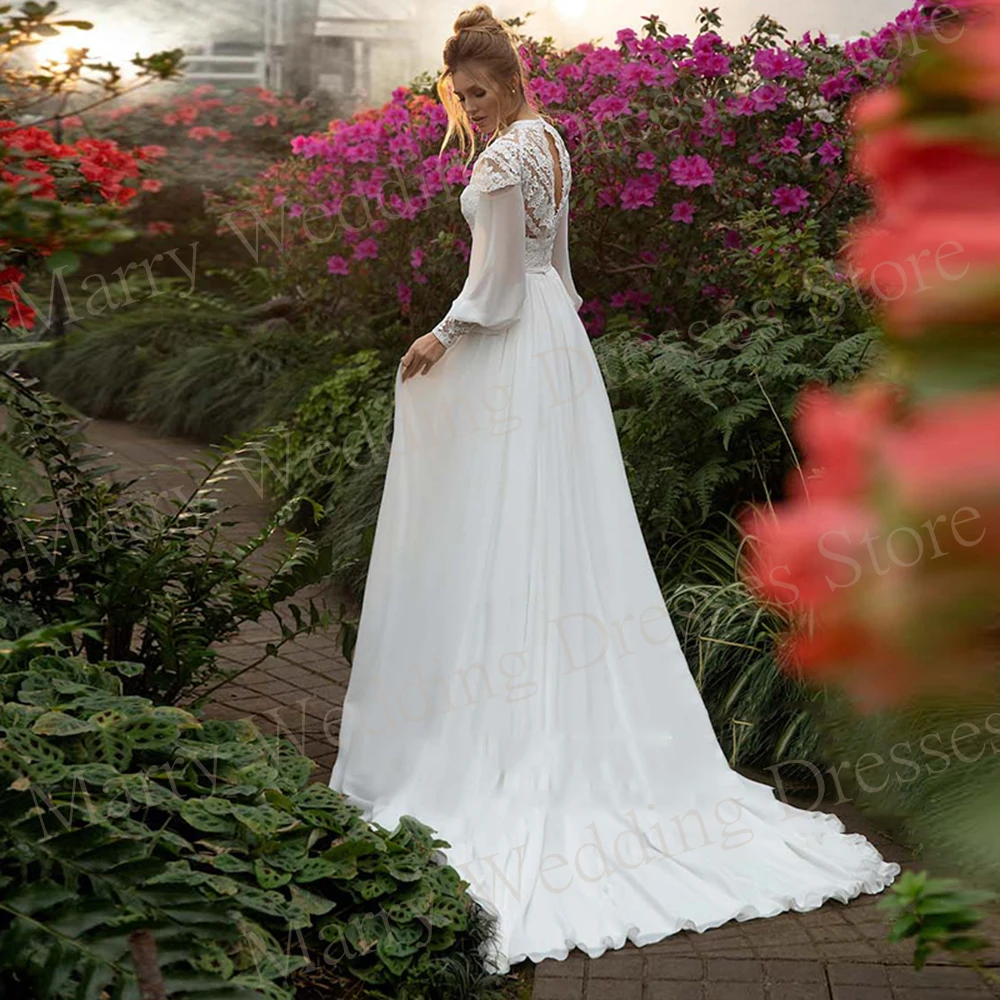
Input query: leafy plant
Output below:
<box><xmin>263</xmin><ymin>349</ymin><xmax>396</xmax><ymax>598</ymax></box>
<box><xmin>664</xmin><ymin>528</ymin><xmax>823</xmax><ymax>775</ymax></box>
<box><xmin>596</xmin><ymin>207</ymin><xmax>880</xmax><ymax>566</ymax></box>
<box><xmin>817</xmin><ymin>691</ymin><xmax>1000</xmax><ymax>889</ymax></box>
<box><xmin>0</xmin><ymin>646</ymin><xmax>505</xmax><ymax>999</ymax></box>
<box><xmin>0</xmin><ymin>370</ymin><xmax>332</xmax><ymax>702</ymax></box>
<box><xmin>880</xmin><ymin>870</ymin><xmax>998</xmax><ymax>979</ymax></box>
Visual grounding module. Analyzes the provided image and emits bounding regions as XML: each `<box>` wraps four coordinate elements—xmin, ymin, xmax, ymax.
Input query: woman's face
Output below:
<box><xmin>452</xmin><ymin>66</ymin><xmax>511</xmax><ymax>134</ymax></box>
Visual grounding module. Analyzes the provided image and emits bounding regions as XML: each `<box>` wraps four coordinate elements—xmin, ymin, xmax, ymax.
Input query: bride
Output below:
<box><xmin>329</xmin><ymin>2</ymin><xmax>900</xmax><ymax>974</ymax></box>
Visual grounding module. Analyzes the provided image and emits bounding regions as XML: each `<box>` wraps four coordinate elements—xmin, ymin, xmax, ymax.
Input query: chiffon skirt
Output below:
<box><xmin>328</xmin><ymin>265</ymin><xmax>900</xmax><ymax>973</ymax></box>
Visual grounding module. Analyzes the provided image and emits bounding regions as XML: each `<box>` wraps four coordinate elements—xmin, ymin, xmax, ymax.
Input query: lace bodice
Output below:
<box><xmin>430</xmin><ymin>118</ymin><xmax>581</xmax><ymax>349</ymax></box>
<box><xmin>463</xmin><ymin>118</ymin><xmax>571</xmax><ymax>269</ymax></box>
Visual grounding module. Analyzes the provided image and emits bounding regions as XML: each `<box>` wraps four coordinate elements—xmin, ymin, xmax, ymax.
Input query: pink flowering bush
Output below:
<box><xmin>217</xmin><ymin>4</ymin><xmax>941</xmax><ymax>344</ymax></box>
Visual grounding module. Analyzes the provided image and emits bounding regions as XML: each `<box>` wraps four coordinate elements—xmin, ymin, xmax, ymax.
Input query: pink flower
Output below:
<box><xmin>410</xmin><ymin>247</ymin><xmax>424</xmax><ymax>269</ymax></box>
<box><xmin>621</xmin><ymin>174</ymin><xmax>660</xmax><ymax>210</ymax></box>
<box><xmin>621</xmin><ymin>62</ymin><xmax>661</xmax><ymax>88</ymax></box>
<box><xmin>671</xmin><ymin>201</ymin><xmax>696</xmax><ymax>223</ymax></box>
<box><xmin>327</xmin><ymin>255</ymin><xmax>350</xmax><ymax>275</ymax></box>
<box><xmin>751</xmin><ymin>84</ymin><xmax>787</xmax><ymax>112</ymax></box>
<box><xmin>725</xmin><ymin>95</ymin><xmax>757</xmax><ymax>117</ymax></box>
<box><xmin>532</xmin><ymin>78</ymin><xmax>568</xmax><ymax>105</ymax></box>
<box><xmin>353</xmin><ymin>238</ymin><xmax>379</xmax><ymax>261</ymax></box>
<box><xmin>692</xmin><ymin>31</ymin><xmax>723</xmax><ymax>55</ymax></box>
<box><xmin>587</xmin><ymin>93</ymin><xmax>631</xmax><ymax>123</ymax></box>
<box><xmin>397</xmin><ymin>281</ymin><xmax>412</xmax><ymax>312</ymax></box>
<box><xmin>772</xmin><ymin>185</ymin><xmax>810</xmax><ymax>214</ymax></box>
<box><xmin>754</xmin><ymin>48</ymin><xmax>808</xmax><ymax>80</ymax></box>
<box><xmin>669</xmin><ymin>154</ymin><xmax>715</xmax><ymax>188</ymax></box>
<box><xmin>819</xmin><ymin>70</ymin><xmax>854</xmax><ymax>101</ymax></box>
<box><xmin>661</xmin><ymin>34</ymin><xmax>690</xmax><ymax>53</ymax></box>
<box><xmin>695</xmin><ymin>52</ymin><xmax>730</xmax><ymax>77</ymax></box>
<box><xmin>636</xmin><ymin>151</ymin><xmax>657</xmax><ymax>170</ymax></box>
<box><xmin>817</xmin><ymin>140</ymin><xmax>842</xmax><ymax>165</ymax></box>
<box><xmin>597</xmin><ymin>185</ymin><xmax>619</xmax><ymax>208</ymax></box>
<box><xmin>616</xmin><ymin>27</ymin><xmax>640</xmax><ymax>53</ymax></box>
<box><xmin>777</xmin><ymin>136</ymin><xmax>801</xmax><ymax>155</ymax></box>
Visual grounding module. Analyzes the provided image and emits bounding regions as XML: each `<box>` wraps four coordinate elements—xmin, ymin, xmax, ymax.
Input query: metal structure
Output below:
<box><xmin>179</xmin><ymin>50</ymin><xmax>271</xmax><ymax>87</ymax></box>
<box><xmin>175</xmin><ymin>0</ymin><xmax>420</xmax><ymax>102</ymax></box>
<box><xmin>179</xmin><ymin>0</ymin><xmax>285</xmax><ymax>90</ymax></box>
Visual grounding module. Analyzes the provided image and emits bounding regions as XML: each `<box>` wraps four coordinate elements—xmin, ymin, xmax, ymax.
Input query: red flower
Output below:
<box><xmin>135</xmin><ymin>144</ymin><xmax>169</xmax><ymax>160</ymax></box>
<box><xmin>883</xmin><ymin>391</ymin><xmax>1000</xmax><ymax>510</ymax></box>
<box><xmin>743</xmin><ymin>500</ymin><xmax>879</xmax><ymax>611</ymax></box>
<box><xmin>792</xmin><ymin>383</ymin><xmax>897</xmax><ymax>500</ymax></box>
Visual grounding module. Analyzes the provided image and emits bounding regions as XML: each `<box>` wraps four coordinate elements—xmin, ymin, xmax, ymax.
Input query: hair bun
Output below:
<box><xmin>453</xmin><ymin>4</ymin><xmax>504</xmax><ymax>35</ymax></box>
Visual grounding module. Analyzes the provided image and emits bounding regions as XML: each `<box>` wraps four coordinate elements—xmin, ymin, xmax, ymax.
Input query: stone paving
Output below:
<box><xmin>531</xmin><ymin>885</ymin><xmax>1000</xmax><ymax>999</ymax></box>
<box><xmin>83</xmin><ymin>416</ymin><xmax>1000</xmax><ymax>1000</ymax></box>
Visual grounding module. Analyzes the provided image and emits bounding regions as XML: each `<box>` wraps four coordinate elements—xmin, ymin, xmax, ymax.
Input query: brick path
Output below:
<box><xmin>83</xmin><ymin>417</ymin><xmax>1000</xmax><ymax>1000</ymax></box>
<box><xmin>532</xmin><ymin>881</ymin><xmax>1000</xmax><ymax>999</ymax></box>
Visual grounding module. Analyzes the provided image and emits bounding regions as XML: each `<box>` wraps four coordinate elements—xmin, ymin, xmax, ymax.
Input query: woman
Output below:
<box><xmin>329</xmin><ymin>3</ymin><xmax>900</xmax><ymax>974</ymax></box>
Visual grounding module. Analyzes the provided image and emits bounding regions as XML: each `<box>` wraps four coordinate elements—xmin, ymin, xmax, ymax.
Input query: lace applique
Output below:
<box><xmin>518</xmin><ymin>126</ymin><xmax>567</xmax><ymax>240</ymax></box>
<box><xmin>470</xmin><ymin>139</ymin><xmax>522</xmax><ymax>193</ymax></box>
<box><xmin>431</xmin><ymin>315</ymin><xmax>478</xmax><ymax>348</ymax></box>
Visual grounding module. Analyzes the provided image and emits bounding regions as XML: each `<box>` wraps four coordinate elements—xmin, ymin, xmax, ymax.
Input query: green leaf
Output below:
<box><xmin>45</xmin><ymin>250</ymin><xmax>81</xmax><ymax>275</ymax></box>
<box><xmin>254</xmin><ymin>858</ymin><xmax>292</xmax><ymax>889</ymax></box>
<box><xmin>230</xmin><ymin>803</ymin><xmax>287</xmax><ymax>836</ymax></box>
<box><xmin>209</xmin><ymin>852</ymin><xmax>252</xmax><ymax>874</ymax></box>
<box><xmin>3</xmin><ymin>879</ymin><xmax>76</xmax><ymax>915</ymax></box>
<box><xmin>32</xmin><ymin>711</ymin><xmax>97</xmax><ymax>736</ymax></box>
<box><xmin>180</xmin><ymin>799</ymin><xmax>235</xmax><ymax>833</ymax></box>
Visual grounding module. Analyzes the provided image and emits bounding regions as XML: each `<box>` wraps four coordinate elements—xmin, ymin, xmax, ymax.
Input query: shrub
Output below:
<box><xmin>216</xmin><ymin>5</ymin><xmax>937</xmax><ymax>341</ymax></box>
<box><xmin>263</xmin><ymin>348</ymin><xmax>395</xmax><ymax>594</ymax></box>
<box><xmin>0</xmin><ymin>644</ymin><xmax>504</xmax><ymax>999</ymax></box>
<box><xmin>0</xmin><ymin>371</ymin><xmax>331</xmax><ymax>703</ymax></box>
<box><xmin>26</xmin><ymin>269</ymin><xmax>315</xmax><ymax>440</ymax></box>
<box><xmin>56</xmin><ymin>83</ymin><xmax>347</xmax><ymax>285</ymax></box>
<box><xmin>595</xmin><ymin>206</ymin><xmax>881</xmax><ymax>564</ymax></box>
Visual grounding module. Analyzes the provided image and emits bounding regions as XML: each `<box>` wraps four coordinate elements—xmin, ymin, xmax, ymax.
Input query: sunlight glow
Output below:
<box><xmin>553</xmin><ymin>0</ymin><xmax>589</xmax><ymax>19</ymax></box>
<box><xmin>31</xmin><ymin>23</ymin><xmax>152</xmax><ymax>76</ymax></box>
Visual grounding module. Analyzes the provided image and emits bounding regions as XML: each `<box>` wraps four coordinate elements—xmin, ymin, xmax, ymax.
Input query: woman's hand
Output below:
<box><xmin>400</xmin><ymin>333</ymin><xmax>446</xmax><ymax>382</ymax></box>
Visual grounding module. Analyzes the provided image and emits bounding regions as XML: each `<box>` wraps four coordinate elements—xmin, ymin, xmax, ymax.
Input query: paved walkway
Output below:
<box><xmin>83</xmin><ymin>417</ymin><xmax>1000</xmax><ymax>1000</ymax></box>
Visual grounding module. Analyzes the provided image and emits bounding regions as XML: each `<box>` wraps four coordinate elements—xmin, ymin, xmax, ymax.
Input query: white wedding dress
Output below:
<box><xmin>328</xmin><ymin>116</ymin><xmax>900</xmax><ymax>974</ymax></box>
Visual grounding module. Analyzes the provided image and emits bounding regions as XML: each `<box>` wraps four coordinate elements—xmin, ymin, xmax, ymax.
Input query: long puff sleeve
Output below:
<box><xmin>552</xmin><ymin>202</ymin><xmax>583</xmax><ymax>313</ymax></box>
<box><xmin>430</xmin><ymin>145</ymin><xmax>527</xmax><ymax>348</ymax></box>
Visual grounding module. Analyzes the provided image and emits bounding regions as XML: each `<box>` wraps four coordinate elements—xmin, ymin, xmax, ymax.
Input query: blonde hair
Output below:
<box><xmin>437</xmin><ymin>5</ymin><xmax>545</xmax><ymax>164</ymax></box>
